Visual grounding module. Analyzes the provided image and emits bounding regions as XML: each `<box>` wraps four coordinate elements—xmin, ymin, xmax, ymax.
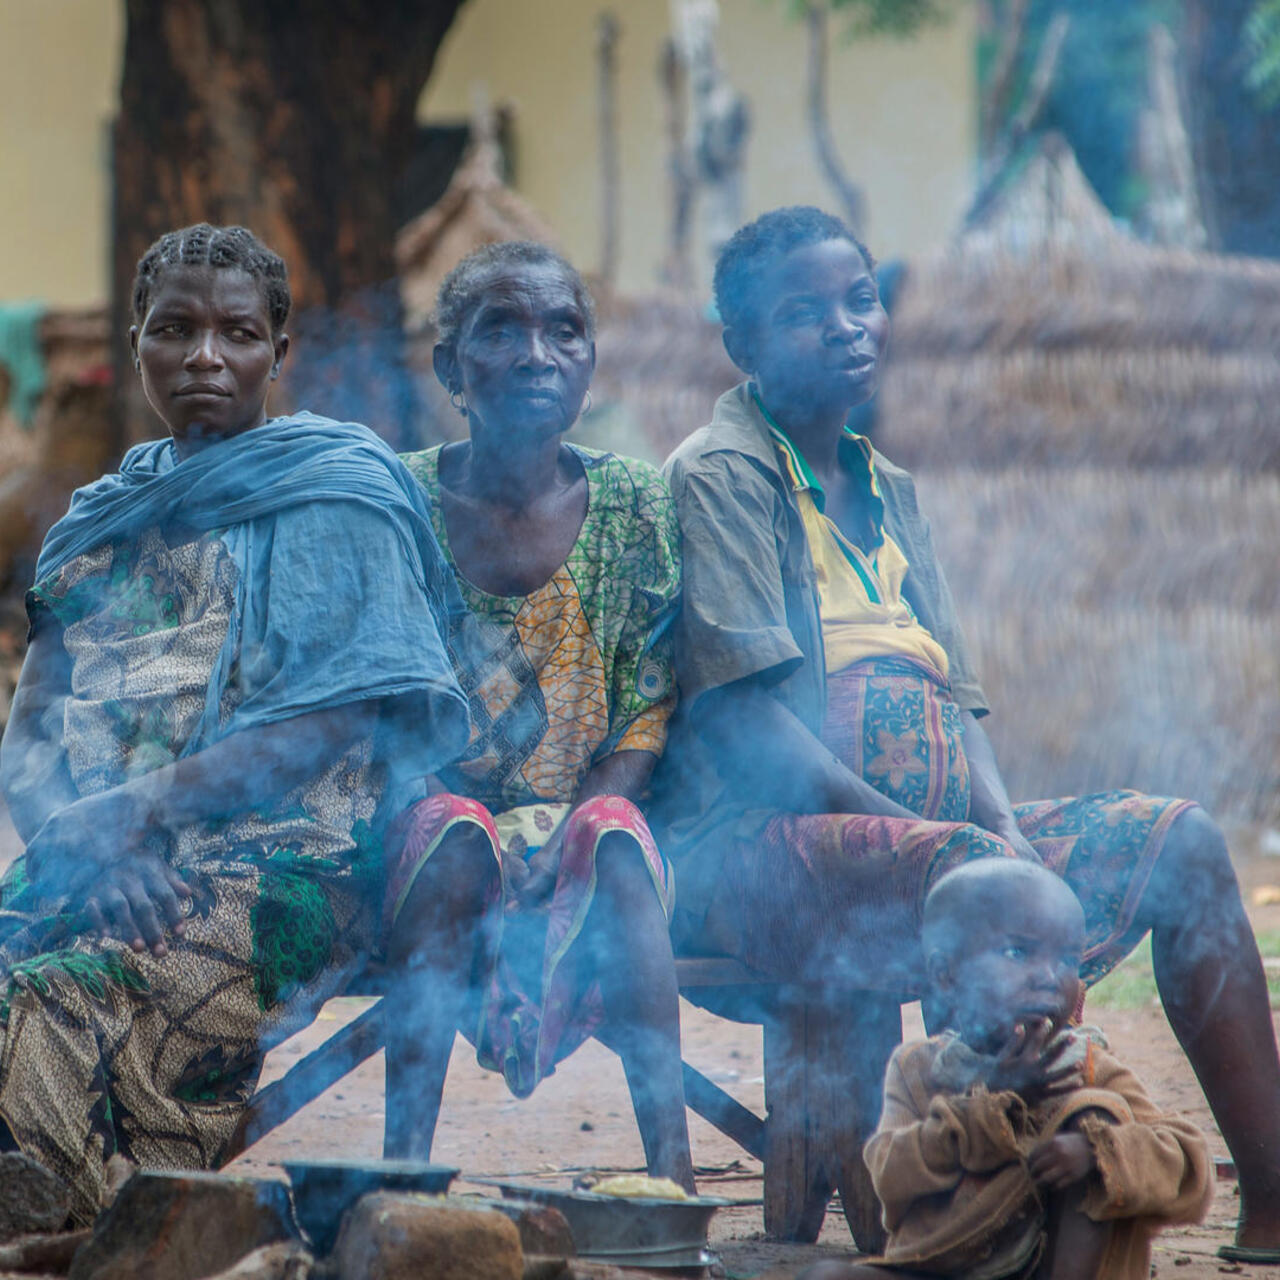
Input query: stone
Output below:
<box><xmin>522</xmin><ymin>1257</ymin><xmax>571</xmax><ymax>1280</ymax></box>
<box><xmin>0</xmin><ymin>1226</ymin><xmax>91</xmax><ymax>1272</ymax></box>
<box><xmin>488</xmin><ymin>1204</ymin><xmax>574</xmax><ymax>1258</ymax></box>
<box><xmin>333</xmin><ymin>1192</ymin><xmax>522</xmax><ymax>1280</ymax></box>
<box><xmin>202</xmin><ymin>1241</ymin><xmax>313</xmax><ymax>1280</ymax></box>
<box><xmin>0</xmin><ymin>1152</ymin><xmax>71</xmax><ymax>1241</ymax></box>
<box><xmin>68</xmin><ymin>1170</ymin><xmax>294</xmax><ymax>1280</ymax></box>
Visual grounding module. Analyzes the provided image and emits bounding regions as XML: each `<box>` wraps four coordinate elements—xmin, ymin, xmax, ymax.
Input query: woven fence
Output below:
<box><xmin>913</xmin><ymin>467</ymin><xmax>1280</xmax><ymax>823</ymax></box>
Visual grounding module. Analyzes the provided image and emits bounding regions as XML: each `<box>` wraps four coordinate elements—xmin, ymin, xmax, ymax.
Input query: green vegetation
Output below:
<box><xmin>777</xmin><ymin>0</ymin><xmax>959</xmax><ymax>41</ymax></box>
<box><xmin>1244</xmin><ymin>0</ymin><xmax>1280</xmax><ymax>105</ymax></box>
<box><xmin>1087</xmin><ymin>937</ymin><xmax>1159</xmax><ymax>1011</ymax></box>
<box><xmin>1088</xmin><ymin>930</ymin><xmax>1280</xmax><ymax>1011</ymax></box>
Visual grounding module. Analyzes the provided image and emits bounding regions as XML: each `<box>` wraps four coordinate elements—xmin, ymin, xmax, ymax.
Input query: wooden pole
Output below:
<box><xmin>597</xmin><ymin>13</ymin><xmax>622</xmax><ymax>292</ymax></box>
<box><xmin>658</xmin><ymin>36</ymin><xmax>695</xmax><ymax>290</ymax></box>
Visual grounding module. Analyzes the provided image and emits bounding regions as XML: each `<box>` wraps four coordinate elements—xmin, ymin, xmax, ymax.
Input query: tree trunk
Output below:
<box><xmin>1135</xmin><ymin>24</ymin><xmax>1207</xmax><ymax>248</ymax></box>
<box><xmin>597</xmin><ymin>12</ymin><xmax>622</xmax><ymax>293</ymax></box>
<box><xmin>112</xmin><ymin>0</ymin><xmax>466</xmax><ymax>449</ymax></box>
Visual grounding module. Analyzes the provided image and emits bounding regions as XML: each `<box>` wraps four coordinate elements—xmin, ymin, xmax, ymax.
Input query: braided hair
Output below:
<box><xmin>434</xmin><ymin>241</ymin><xmax>596</xmax><ymax>354</ymax></box>
<box><xmin>713</xmin><ymin>206</ymin><xmax>875</xmax><ymax>334</ymax></box>
<box><xmin>132</xmin><ymin>224</ymin><xmax>291</xmax><ymax>335</ymax></box>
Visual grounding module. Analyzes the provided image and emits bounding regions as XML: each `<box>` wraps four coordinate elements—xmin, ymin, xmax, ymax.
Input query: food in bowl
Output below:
<box><xmin>591</xmin><ymin>1174</ymin><xmax>690</xmax><ymax>1200</ymax></box>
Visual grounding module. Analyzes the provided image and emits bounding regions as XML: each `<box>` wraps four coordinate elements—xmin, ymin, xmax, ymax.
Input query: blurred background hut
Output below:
<box><xmin>876</xmin><ymin>136</ymin><xmax>1280</xmax><ymax>825</ymax></box>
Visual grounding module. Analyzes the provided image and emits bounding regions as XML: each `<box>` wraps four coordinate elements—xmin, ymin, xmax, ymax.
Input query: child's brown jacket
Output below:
<box><xmin>863</xmin><ymin>1032</ymin><xmax>1213</xmax><ymax>1279</ymax></box>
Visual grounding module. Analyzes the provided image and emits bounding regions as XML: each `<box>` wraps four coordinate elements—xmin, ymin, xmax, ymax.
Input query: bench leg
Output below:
<box><xmin>382</xmin><ymin>969</ymin><xmax>457</xmax><ymax>1160</ymax></box>
<box><xmin>833</xmin><ymin>994</ymin><xmax>899</xmax><ymax>1255</ymax></box>
<box><xmin>220</xmin><ymin>999</ymin><xmax>386</xmax><ymax>1164</ymax></box>
<box><xmin>762</xmin><ymin>991</ymin><xmax>900</xmax><ymax>1250</ymax></box>
<box><xmin>763</xmin><ymin>997</ymin><xmax>833</xmax><ymax>1243</ymax></box>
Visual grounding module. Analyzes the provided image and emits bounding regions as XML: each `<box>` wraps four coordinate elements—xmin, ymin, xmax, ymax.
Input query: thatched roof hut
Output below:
<box><xmin>396</xmin><ymin>138</ymin><xmax>560</xmax><ymax>335</ymax></box>
<box><xmin>879</xmin><ymin>136</ymin><xmax>1280</xmax><ymax>472</ymax></box>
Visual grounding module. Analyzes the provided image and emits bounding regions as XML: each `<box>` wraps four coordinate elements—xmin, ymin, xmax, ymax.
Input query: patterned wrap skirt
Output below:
<box><xmin>696</xmin><ymin>658</ymin><xmax>1191</xmax><ymax>994</ymax></box>
<box><xmin>383</xmin><ymin>792</ymin><xmax>673</xmax><ymax>1098</ymax></box>
<box><xmin>0</xmin><ymin>856</ymin><xmax>373</xmax><ymax>1224</ymax></box>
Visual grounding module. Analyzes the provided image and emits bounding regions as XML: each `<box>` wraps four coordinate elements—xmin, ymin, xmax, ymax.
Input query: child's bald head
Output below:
<box><xmin>923</xmin><ymin>858</ymin><xmax>1086</xmax><ymax>1050</ymax></box>
<box><xmin>924</xmin><ymin>859</ymin><xmax>1084</xmax><ymax>964</ymax></box>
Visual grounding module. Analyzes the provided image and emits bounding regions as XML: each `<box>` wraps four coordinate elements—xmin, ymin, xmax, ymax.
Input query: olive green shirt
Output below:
<box><xmin>651</xmin><ymin>382</ymin><xmax>987</xmax><ymax>926</ymax></box>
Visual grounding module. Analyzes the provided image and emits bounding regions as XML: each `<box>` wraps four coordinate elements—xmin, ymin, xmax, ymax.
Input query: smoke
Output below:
<box><xmin>285</xmin><ymin>283</ymin><xmax>433</xmax><ymax>454</ymax></box>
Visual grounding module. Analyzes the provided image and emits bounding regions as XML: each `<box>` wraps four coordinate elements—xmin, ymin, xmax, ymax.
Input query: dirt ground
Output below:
<box><xmin>3</xmin><ymin>810</ymin><xmax>1280</xmax><ymax>1278</ymax></box>
<box><xmin>220</xmin><ymin>821</ymin><xmax>1280</xmax><ymax>1280</ymax></box>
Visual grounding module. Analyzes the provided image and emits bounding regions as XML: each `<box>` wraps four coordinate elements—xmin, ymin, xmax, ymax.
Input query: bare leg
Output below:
<box><xmin>1135</xmin><ymin>806</ymin><xmax>1280</xmax><ymax>1247</ymax></box>
<box><xmin>580</xmin><ymin>830</ymin><xmax>695</xmax><ymax>1192</ymax></box>
<box><xmin>1038</xmin><ymin>1181</ymin><xmax>1111</xmax><ymax>1280</ymax></box>
<box><xmin>382</xmin><ymin>823</ymin><xmax>498</xmax><ymax>1160</ymax></box>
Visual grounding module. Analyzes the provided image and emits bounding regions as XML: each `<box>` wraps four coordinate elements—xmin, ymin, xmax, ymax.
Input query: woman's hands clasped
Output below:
<box><xmin>504</xmin><ymin>825</ymin><xmax>564</xmax><ymax>912</ymax></box>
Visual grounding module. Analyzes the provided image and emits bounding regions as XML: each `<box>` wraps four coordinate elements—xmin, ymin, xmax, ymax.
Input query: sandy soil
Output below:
<box><xmin>3</xmin><ymin>807</ymin><xmax>1279</xmax><ymax>1277</ymax></box>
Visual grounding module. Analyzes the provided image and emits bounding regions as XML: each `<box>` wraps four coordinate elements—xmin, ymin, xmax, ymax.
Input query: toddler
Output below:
<box><xmin>801</xmin><ymin>859</ymin><xmax>1212</xmax><ymax>1280</ymax></box>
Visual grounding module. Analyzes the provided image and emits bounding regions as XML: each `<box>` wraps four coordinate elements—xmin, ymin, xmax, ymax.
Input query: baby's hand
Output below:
<box><xmin>986</xmin><ymin>1019</ymin><xmax>1080</xmax><ymax>1104</ymax></box>
<box><xmin>1027</xmin><ymin>1132</ymin><xmax>1096</xmax><ymax>1190</ymax></box>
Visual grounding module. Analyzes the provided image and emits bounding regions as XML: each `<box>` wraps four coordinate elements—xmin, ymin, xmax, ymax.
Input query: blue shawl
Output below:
<box><xmin>35</xmin><ymin>412</ymin><xmax>470</xmax><ymax>798</ymax></box>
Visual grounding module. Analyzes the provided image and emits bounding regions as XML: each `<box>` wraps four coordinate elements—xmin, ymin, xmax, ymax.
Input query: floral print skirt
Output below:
<box><xmin>383</xmin><ymin>792</ymin><xmax>672</xmax><ymax>1098</ymax></box>
<box><xmin>692</xmin><ymin>659</ymin><xmax>1192</xmax><ymax>993</ymax></box>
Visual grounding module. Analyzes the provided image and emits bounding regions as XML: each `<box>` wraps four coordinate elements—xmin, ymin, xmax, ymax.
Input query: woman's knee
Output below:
<box><xmin>594</xmin><ymin>828</ymin><xmax>662</xmax><ymax>904</ymax></box>
<box><xmin>570</xmin><ymin>801</ymin><xmax>669</xmax><ymax>925</ymax></box>
<box><xmin>384</xmin><ymin>799</ymin><xmax>500</xmax><ymax>954</ymax></box>
<box><xmin>1144</xmin><ymin>805</ymin><xmax>1238</xmax><ymax>923</ymax></box>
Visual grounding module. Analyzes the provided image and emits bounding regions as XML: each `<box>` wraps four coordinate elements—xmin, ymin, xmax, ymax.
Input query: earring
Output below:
<box><xmin>270</xmin><ymin>365</ymin><xmax>281</xmax><ymax>381</ymax></box>
<box><xmin>581</xmin><ymin>390</ymin><xmax>592</xmax><ymax>416</ymax></box>
<box><xmin>450</xmin><ymin>390</ymin><xmax>467</xmax><ymax>415</ymax></box>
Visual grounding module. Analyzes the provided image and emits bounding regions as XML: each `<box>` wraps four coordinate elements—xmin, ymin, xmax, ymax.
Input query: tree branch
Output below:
<box><xmin>979</xmin><ymin>0</ymin><xmax>1031</xmax><ymax>157</ymax></box>
<box><xmin>806</xmin><ymin>2</ymin><xmax>866</xmax><ymax>236</ymax></box>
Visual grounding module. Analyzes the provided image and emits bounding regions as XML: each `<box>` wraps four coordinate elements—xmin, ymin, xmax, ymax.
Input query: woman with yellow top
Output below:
<box><xmin>654</xmin><ymin>206</ymin><xmax>1280</xmax><ymax>1259</ymax></box>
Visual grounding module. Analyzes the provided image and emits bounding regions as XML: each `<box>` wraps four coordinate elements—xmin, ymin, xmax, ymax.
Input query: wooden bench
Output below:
<box><xmin>226</xmin><ymin>958</ymin><xmax>906</xmax><ymax>1252</ymax></box>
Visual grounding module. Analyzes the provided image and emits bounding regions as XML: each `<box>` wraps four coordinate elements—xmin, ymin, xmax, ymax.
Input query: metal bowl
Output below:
<box><xmin>479</xmin><ymin>1180</ymin><xmax>729</xmax><ymax>1263</ymax></box>
<box><xmin>280</xmin><ymin>1158</ymin><xmax>458</xmax><ymax>1254</ymax></box>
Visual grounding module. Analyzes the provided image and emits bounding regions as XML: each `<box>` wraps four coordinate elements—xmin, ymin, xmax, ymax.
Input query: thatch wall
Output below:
<box><xmin>880</xmin><ymin>242</ymin><xmax>1280</xmax><ymax>471</ymax></box>
<box><xmin>590</xmin><ymin>292</ymin><xmax>739</xmax><ymax>461</ymax></box>
<box><xmin>914</xmin><ymin>467</ymin><xmax>1280</xmax><ymax>822</ymax></box>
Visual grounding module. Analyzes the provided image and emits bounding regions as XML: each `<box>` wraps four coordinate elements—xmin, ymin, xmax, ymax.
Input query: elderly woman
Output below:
<box><xmin>655</xmin><ymin>206</ymin><xmax>1280</xmax><ymax>1258</ymax></box>
<box><xmin>0</xmin><ymin>224</ymin><xmax>469</xmax><ymax>1222</ymax></box>
<box><xmin>383</xmin><ymin>241</ymin><xmax>693</xmax><ymax>1190</ymax></box>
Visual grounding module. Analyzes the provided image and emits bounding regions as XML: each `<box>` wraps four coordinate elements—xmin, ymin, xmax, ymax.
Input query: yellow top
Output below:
<box><xmin>760</xmin><ymin>395</ymin><xmax>951</xmax><ymax>682</ymax></box>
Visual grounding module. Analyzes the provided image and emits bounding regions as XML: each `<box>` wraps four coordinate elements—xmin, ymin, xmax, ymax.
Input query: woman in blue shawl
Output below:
<box><xmin>0</xmin><ymin>224</ymin><xmax>470</xmax><ymax>1222</ymax></box>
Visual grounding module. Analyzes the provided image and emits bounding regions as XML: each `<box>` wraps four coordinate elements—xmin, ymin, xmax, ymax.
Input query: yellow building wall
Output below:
<box><xmin>0</xmin><ymin>0</ymin><xmax>123</xmax><ymax>307</ymax></box>
<box><xmin>0</xmin><ymin>1</ymin><xmax>973</xmax><ymax>306</ymax></box>
<box><xmin>420</xmin><ymin>0</ymin><xmax>976</xmax><ymax>293</ymax></box>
